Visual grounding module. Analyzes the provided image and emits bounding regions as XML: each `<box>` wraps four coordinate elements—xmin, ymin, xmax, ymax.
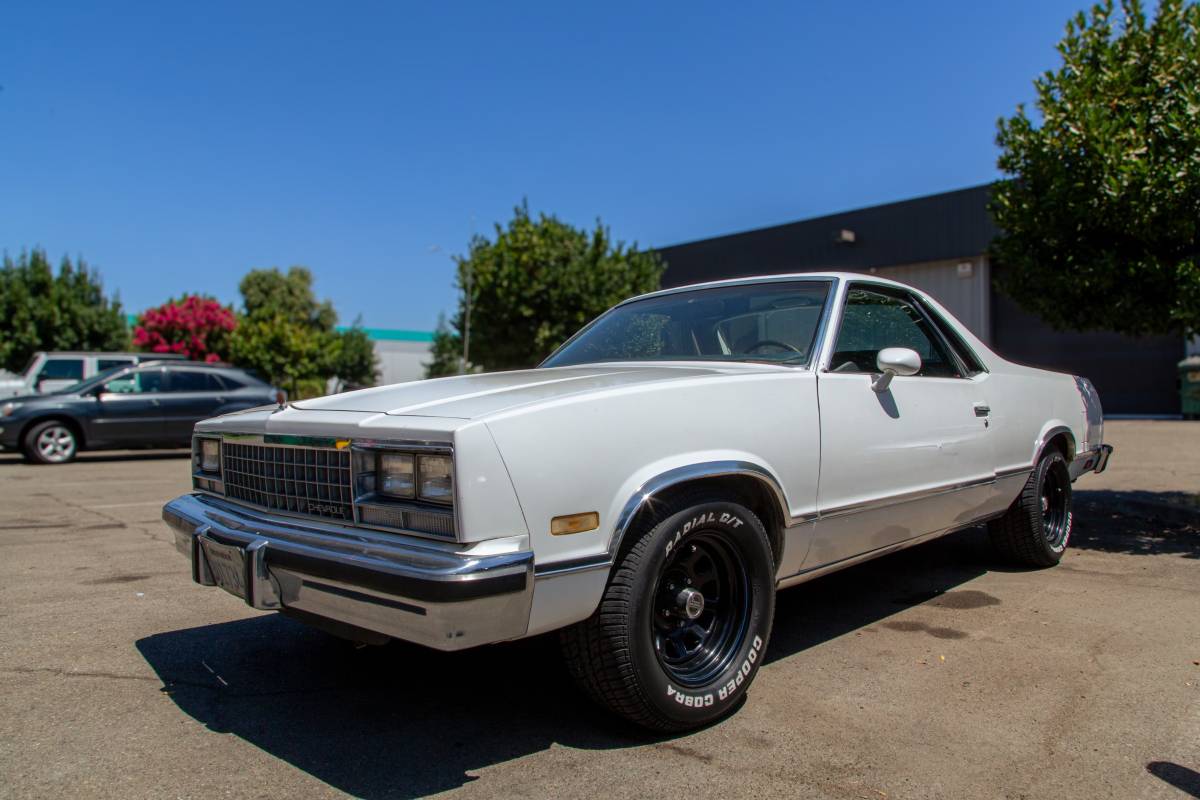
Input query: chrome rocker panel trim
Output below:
<box><xmin>163</xmin><ymin>494</ymin><xmax>533</xmax><ymax>651</ymax></box>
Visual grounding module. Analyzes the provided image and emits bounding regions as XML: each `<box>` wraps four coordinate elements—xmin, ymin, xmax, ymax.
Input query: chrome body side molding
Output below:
<box><xmin>816</xmin><ymin>474</ymin><xmax>999</xmax><ymax>521</ymax></box>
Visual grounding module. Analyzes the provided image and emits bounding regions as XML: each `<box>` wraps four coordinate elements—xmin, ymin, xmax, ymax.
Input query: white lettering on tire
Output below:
<box><xmin>664</xmin><ymin>512</ymin><xmax>746</xmax><ymax>557</ymax></box>
<box><xmin>718</xmin><ymin>635</ymin><xmax>764</xmax><ymax>701</ymax></box>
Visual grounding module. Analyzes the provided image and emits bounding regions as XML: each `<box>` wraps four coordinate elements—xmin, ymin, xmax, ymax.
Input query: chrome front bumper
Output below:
<box><xmin>163</xmin><ymin>494</ymin><xmax>534</xmax><ymax>651</ymax></box>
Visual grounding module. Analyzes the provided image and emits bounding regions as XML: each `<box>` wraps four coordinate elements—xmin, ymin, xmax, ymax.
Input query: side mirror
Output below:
<box><xmin>872</xmin><ymin>347</ymin><xmax>921</xmax><ymax>392</ymax></box>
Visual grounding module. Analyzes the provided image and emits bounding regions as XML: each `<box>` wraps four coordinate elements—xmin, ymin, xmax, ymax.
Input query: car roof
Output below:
<box><xmin>33</xmin><ymin>351</ymin><xmax>185</xmax><ymax>358</ymax></box>
<box><xmin>618</xmin><ymin>271</ymin><xmax>916</xmax><ymax>306</ymax></box>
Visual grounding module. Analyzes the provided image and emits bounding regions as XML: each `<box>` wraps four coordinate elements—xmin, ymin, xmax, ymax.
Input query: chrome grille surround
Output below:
<box><xmin>222</xmin><ymin>442</ymin><xmax>354</xmax><ymax>522</ymax></box>
<box><xmin>192</xmin><ymin>434</ymin><xmax>459</xmax><ymax>540</ymax></box>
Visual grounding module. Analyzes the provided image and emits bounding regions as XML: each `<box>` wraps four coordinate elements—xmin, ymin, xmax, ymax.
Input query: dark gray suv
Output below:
<box><xmin>0</xmin><ymin>361</ymin><xmax>281</xmax><ymax>464</ymax></box>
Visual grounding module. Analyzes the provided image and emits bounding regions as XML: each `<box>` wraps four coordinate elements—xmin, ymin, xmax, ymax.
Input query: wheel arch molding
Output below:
<box><xmin>1035</xmin><ymin>424</ymin><xmax>1076</xmax><ymax>466</ymax></box>
<box><xmin>608</xmin><ymin>461</ymin><xmax>790</xmax><ymax>567</ymax></box>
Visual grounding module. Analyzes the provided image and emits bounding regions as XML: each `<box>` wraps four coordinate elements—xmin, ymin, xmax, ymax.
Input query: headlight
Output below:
<box><xmin>0</xmin><ymin>402</ymin><xmax>18</xmax><ymax>417</ymax></box>
<box><xmin>378</xmin><ymin>453</ymin><xmax>415</xmax><ymax>498</ymax></box>
<box><xmin>200</xmin><ymin>438</ymin><xmax>221</xmax><ymax>473</ymax></box>
<box><xmin>418</xmin><ymin>454</ymin><xmax>453</xmax><ymax>502</ymax></box>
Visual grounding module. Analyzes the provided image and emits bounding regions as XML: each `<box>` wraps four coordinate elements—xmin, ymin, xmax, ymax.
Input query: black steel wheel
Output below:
<box><xmin>561</xmin><ymin>497</ymin><xmax>775</xmax><ymax>732</ymax></box>
<box><xmin>652</xmin><ymin>531</ymin><xmax>750</xmax><ymax>688</ymax></box>
<box><xmin>989</xmin><ymin>450</ymin><xmax>1073</xmax><ymax>567</ymax></box>
<box><xmin>1039</xmin><ymin>460</ymin><xmax>1071</xmax><ymax>549</ymax></box>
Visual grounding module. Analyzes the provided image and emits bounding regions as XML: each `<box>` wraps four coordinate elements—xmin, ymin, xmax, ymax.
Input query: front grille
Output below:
<box><xmin>222</xmin><ymin>443</ymin><xmax>353</xmax><ymax>521</ymax></box>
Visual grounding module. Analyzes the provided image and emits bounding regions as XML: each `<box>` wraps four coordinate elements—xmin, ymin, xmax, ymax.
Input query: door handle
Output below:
<box><xmin>973</xmin><ymin>403</ymin><xmax>990</xmax><ymax>417</ymax></box>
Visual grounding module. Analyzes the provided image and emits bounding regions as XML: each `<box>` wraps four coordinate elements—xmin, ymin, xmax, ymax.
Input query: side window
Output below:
<box><xmin>103</xmin><ymin>369</ymin><xmax>166</xmax><ymax>394</ymax></box>
<box><xmin>97</xmin><ymin>358</ymin><xmax>135</xmax><ymax>372</ymax></box>
<box><xmin>37</xmin><ymin>358</ymin><xmax>84</xmax><ymax>382</ymax></box>
<box><xmin>920</xmin><ymin>303</ymin><xmax>987</xmax><ymax>376</ymax></box>
<box><xmin>167</xmin><ymin>371</ymin><xmax>222</xmax><ymax>392</ymax></box>
<box><xmin>831</xmin><ymin>288</ymin><xmax>961</xmax><ymax>378</ymax></box>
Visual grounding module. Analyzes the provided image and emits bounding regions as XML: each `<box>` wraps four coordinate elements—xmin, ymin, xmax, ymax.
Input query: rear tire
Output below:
<box><xmin>988</xmin><ymin>450</ymin><xmax>1072</xmax><ymax>567</ymax></box>
<box><xmin>22</xmin><ymin>420</ymin><xmax>78</xmax><ymax>465</ymax></box>
<box><xmin>561</xmin><ymin>499</ymin><xmax>775</xmax><ymax>731</ymax></box>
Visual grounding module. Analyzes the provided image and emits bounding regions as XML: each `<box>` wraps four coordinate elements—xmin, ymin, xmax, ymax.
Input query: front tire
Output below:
<box><xmin>988</xmin><ymin>450</ymin><xmax>1073</xmax><ymax>567</ymax></box>
<box><xmin>561</xmin><ymin>499</ymin><xmax>775</xmax><ymax>731</ymax></box>
<box><xmin>22</xmin><ymin>421</ymin><xmax>79</xmax><ymax>464</ymax></box>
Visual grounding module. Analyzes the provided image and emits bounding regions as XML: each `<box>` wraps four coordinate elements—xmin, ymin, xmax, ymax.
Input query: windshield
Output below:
<box><xmin>542</xmin><ymin>280</ymin><xmax>832</xmax><ymax>368</ymax></box>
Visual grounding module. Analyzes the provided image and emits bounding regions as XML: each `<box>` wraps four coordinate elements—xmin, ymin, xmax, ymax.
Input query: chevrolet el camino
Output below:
<box><xmin>163</xmin><ymin>273</ymin><xmax>1112</xmax><ymax>731</ymax></box>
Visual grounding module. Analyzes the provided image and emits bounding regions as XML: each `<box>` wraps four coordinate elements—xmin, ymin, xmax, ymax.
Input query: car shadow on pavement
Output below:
<box><xmin>766</xmin><ymin>526</ymin><xmax>995</xmax><ymax>662</ymax></box>
<box><xmin>135</xmin><ymin>528</ymin><xmax>999</xmax><ymax>799</ymax></box>
<box><xmin>137</xmin><ymin>617</ymin><xmax>642</xmax><ymax>799</ymax></box>
<box><xmin>1073</xmin><ymin>490</ymin><xmax>1200</xmax><ymax>559</ymax></box>
<box><xmin>1146</xmin><ymin>761</ymin><xmax>1200</xmax><ymax>798</ymax></box>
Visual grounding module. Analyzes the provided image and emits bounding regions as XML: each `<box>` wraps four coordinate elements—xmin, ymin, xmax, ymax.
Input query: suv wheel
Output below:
<box><xmin>23</xmin><ymin>421</ymin><xmax>79</xmax><ymax>464</ymax></box>
<box><xmin>561</xmin><ymin>498</ymin><xmax>776</xmax><ymax>731</ymax></box>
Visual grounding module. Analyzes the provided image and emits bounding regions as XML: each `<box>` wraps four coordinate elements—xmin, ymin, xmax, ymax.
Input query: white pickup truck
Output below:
<box><xmin>163</xmin><ymin>273</ymin><xmax>1112</xmax><ymax>731</ymax></box>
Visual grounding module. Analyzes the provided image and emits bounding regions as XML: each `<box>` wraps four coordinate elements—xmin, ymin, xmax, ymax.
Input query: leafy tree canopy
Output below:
<box><xmin>424</xmin><ymin>313</ymin><xmax>465</xmax><ymax>378</ymax></box>
<box><xmin>427</xmin><ymin>203</ymin><xmax>664</xmax><ymax>376</ymax></box>
<box><xmin>240</xmin><ymin>266</ymin><xmax>337</xmax><ymax>330</ymax></box>
<box><xmin>990</xmin><ymin>0</ymin><xmax>1200</xmax><ymax>337</ymax></box>
<box><xmin>133</xmin><ymin>295</ymin><xmax>236</xmax><ymax>362</ymax></box>
<box><xmin>331</xmin><ymin>322</ymin><xmax>379</xmax><ymax>391</ymax></box>
<box><xmin>0</xmin><ymin>248</ymin><xmax>129</xmax><ymax>373</ymax></box>
<box><xmin>229</xmin><ymin>266</ymin><xmax>375</xmax><ymax>394</ymax></box>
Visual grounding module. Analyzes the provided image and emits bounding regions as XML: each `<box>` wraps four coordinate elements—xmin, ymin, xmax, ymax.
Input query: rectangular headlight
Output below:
<box><xmin>378</xmin><ymin>453</ymin><xmax>415</xmax><ymax>498</ymax></box>
<box><xmin>418</xmin><ymin>454</ymin><xmax>453</xmax><ymax>503</ymax></box>
<box><xmin>200</xmin><ymin>439</ymin><xmax>221</xmax><ymax>473</ymax></box>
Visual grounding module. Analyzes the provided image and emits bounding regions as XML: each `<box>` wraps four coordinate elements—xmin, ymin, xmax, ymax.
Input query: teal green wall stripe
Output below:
<box><xmin>126</xmin><ymin>313</ymin><xmax>432</xmax><ymax>343</ymax></box>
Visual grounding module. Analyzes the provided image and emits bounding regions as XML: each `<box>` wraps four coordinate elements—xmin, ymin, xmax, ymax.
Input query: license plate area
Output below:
<box><xmin>201</xmin><ymin>537</ymin><xmax>248</xmax><ymax>600</ymax></box>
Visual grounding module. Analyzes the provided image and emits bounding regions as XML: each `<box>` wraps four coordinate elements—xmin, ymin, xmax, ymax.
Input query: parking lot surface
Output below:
<box><xmin>1</xmin><ymin>421</ymin><xmax>1197</xmax><ymax>800</ymax></box>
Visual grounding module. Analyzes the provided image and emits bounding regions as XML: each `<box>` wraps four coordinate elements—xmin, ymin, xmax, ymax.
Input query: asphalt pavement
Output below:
<box><xmin>0</xmin><ymin>421</ymin><xmax>1197</xmax><ymax>800</ymax></box>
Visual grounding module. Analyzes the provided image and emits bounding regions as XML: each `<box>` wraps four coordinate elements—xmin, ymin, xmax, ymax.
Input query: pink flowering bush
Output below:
<box><xmin>133</xmin><ymin>295</ymin><xmax>237</xmax><ymax>362</ymax></box>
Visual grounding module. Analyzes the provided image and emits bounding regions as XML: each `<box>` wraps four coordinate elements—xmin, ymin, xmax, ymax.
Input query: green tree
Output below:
<box><xmin>424</xmin><ymin>313</ymin><xmax>465</xmax><ymax>378</ymax></box>
<box><xmin>426</xmin><ymin>203</ymin><xmax>664</xmax><ymax>376</ymax></box>
<box><xmin>332</xmin><ymin>322</ymin><xmax>379</xmax><ymax>390</ymax></box>
<box><xmin>239</xmin><ymin>266</ymin><xmax>338</xmax><ymax>330</ymax></box>
<box><xmin>0</xmin><ymin>249</ymin><xmax>129</xmax><ymax>373</ymax></box>
<box><xmin>227</xmin><ymin>265</ymin><xmax>376</xmax><ymax>394</ymax></box>
<box><xmin>228</xmin><ymin>314</ymin><xmax>330</xmax><ymax>397</ymax></box>
<box><xmin>990</xmin><ymin>0</ymin><xmax>1200</xmax><ymax>337</ymax></box>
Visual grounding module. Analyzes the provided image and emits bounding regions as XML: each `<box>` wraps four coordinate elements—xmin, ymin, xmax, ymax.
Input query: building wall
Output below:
<box><xmin>373</xmin><ymin>339</ymin><xmax>433</xmax><ymax>386</ymax></box>
<box><xmin>872</xmin><ymin>256</ymin><xmax>991</xmax><ymax>344</ymax></box>
<box><xmin>989</xmin><ymin>268</ymin><xmax>1184</xmax><ymax>416</ymax></box>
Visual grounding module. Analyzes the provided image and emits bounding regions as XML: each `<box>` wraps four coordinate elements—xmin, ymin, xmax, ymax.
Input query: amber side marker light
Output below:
<box><xmin>551</xmin><ymin>512</ymin><xmax>600</xmax><ymax>536</ymax></box>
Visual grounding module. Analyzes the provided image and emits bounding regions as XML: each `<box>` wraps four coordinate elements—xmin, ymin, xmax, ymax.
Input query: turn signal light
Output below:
<box><xmin>551</xmin><ymin>512</ymin><xmax>600</xmax><ymax>536</ymax></box>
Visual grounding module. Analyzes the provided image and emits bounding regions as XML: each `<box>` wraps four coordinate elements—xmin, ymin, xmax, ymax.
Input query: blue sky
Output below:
<box><xmin>1</xmin><ymin>1</ymin><xmax>1085</xmax><ymax>331</ymax></box>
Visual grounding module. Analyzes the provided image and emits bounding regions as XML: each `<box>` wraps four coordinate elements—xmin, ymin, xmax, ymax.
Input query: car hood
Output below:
<box><xmin>291</xmin><ymin>363</ymin><xmax>779</xmax><ymax>420</ymax></box>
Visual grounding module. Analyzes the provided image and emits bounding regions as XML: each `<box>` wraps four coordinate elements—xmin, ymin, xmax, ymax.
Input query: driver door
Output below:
<box><xmin>90</xmin><ymin>367</ymin><xmax>169</xmax><ymax>446</ymax></box>
<box><xmin>809</xmin><ymin>284</ymin><xmax>994</xmax><ymax>568</ymax></box>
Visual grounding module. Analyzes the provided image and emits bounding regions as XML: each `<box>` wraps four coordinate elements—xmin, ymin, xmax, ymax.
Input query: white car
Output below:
<box><xmin>163</xmin><ymin>272</ymin><xmax>1112</xmax><ymax>731</ymax></box>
